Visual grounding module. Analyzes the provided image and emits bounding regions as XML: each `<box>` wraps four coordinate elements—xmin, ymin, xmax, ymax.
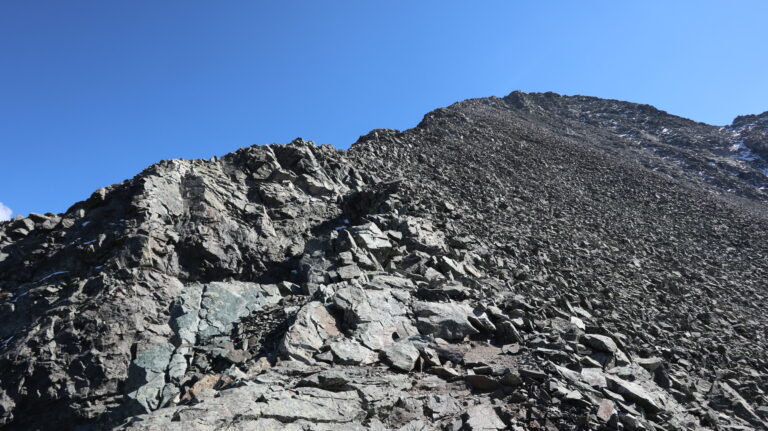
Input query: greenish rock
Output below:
<box><xmin>126</xmin><ymin>343</ymin><xmax>175</xmax><ymax>412</ymax></box>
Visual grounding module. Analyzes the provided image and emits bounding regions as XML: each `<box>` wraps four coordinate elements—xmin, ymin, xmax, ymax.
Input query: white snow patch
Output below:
<box><xmin>1</xmin><ymin>336</ymin><xmax>13</xmax><ymax>346</ymax></box>
<box><xmin>81</xmin><ymin>221</ymin><xmax>91</xmax><ymax>227</ymax></box>
<box><xmin>334</xmin><ymin>225</ymin><xmax>347</xmax><ymax>231</ymax></box>
<box><xmin>0</xmin><ymin>202</ymin><xmax>12</xmax><ymax>221</ymax></box>
<box><xmin>83</xmin><ymin>240</ymin><xmax>97</xmax><ymax>245</ymax></box>
<box><xmin>731</xmin><ymin>140</ymin><xmax>761</xmax><ymax>162</ymax></box>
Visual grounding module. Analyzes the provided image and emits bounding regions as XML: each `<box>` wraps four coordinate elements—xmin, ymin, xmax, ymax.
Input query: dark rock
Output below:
<box><xmin>465</xmin><ymin>374</ymin><xmax>502</xmax><ymax>392</ymax></box>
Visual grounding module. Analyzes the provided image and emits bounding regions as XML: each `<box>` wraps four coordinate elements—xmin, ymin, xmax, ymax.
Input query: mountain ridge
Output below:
<box><xmin>0</xmin><ymin>91</ymin><xmax>767</xmax><ymax>430</ymax></box>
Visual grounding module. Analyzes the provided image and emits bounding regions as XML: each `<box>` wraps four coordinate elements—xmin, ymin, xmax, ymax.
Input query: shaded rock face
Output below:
<box><xmin>0</xmin><ymin>93</ymin><xmax>767</xmax><ymax>430</ymax></box>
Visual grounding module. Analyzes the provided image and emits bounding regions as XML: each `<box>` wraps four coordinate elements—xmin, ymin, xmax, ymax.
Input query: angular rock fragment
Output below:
<box><xmin>329</xmin><ymin>338</ymin><xmax>377</xmax><ymax>365</ymax></box>
<box><xmin>126</xmin><ymin>343</ymin><xmax>176</xmax><ymax>412</ymax></box>
<box><xmin>636</xmin><ymin>357</ymin><xmax>663</xmax><ymax>371</ymax></box>
<box><xmin>279</xmin><ymin>302</ymin><xmax>340</xmax><ymax>363</ymax></box>
<box><xmin>583</xmin><ymin>333</ymin><xmax>619</xmax><ymax>354</ymax></box>
<box><xmin>347</xmin><ymin>222</ymin><xmax>392</xmax><ymax>261</ymax></box>
<box><xmin>605</xmin><ymin>375</ymin><xmax>662</xmax><ymax>413</ymax></box>
<box><xmin>412</xmin><ymin>301</ymin><xmax>479</xmax><ymax>341</ymax></box>
<box><xmin>462</xmin><ymin>404</ymin><xmax>506</xmax><ymax>430</ymax></box>
<box><xmin>380</xmin><ymin>341</ymin><xmax>420</xmax><ymax>372</ymax></box>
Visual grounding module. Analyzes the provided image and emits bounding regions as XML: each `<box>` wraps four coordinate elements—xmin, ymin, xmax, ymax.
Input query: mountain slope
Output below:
<box><xmin>1</xmin><ymin>91</ymin><xmax>767</xmax><ymax>430</ymax></box>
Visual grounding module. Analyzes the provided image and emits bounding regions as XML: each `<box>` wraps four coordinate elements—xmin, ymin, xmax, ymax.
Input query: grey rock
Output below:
<box><xmin>605</xmin><ymin>375</ymin><xmax>662</xmax><ymax>413</ymax></box>
<box><xmin>583</xmin><ymin>333</ymin><xmax>619</xmax><ymax>354</ymax></box>
<box><xmin>635</xmin><ymin>357</ymin><xmax>664</xmax><ymax>371</ymax></box>
<box><xmin>329</xmin><ymin>338</ymin><xmax>377</xmax><ymax>365</ymax></box>
<box><xmin>597</xmin><ymin>398</ymin><xmax>616</xmax><ymax>423</ymax></box>
<box><xmin>709</xmin><ymin>380</ymin><xmax>767</xmax><ymax>427</ymax></box>
<box><xmin>412</xmin><ymin>301</ymin><xmax>479</xmax><ymax>341</ymax></box>
<box><xmin>259</xmin><ymin>387</ymin><xmax>364</xmax><ymax>424</ymax></box>
<box><xmin>348</xmin><ymin>222</ymin><xmax>392</xmax><ymax>261</ymax></box>
<box><xmin>581</xmin><ymin>367</ymin><xmax>607</xmax><ymax>388</ymax></box>
<box><xmin>279</xmin><ymin>301</ymin><xmax>341</xmax><ymax>363</ymax></box>
<box><xmin>380</xmin><ymin>341</ymin><xmax>420</xmax><ymax>372</ymax></box>
<box><xmin>126</xmin><ymin>343</ymin><xmax>176</xmax><ymax>412</ymax></box>
<box><xmin>331</xmin><ymin>285</ymin><xmax>417</xmax><ymax>350</ymax></box>
<box><xmin>462</xmin><ymin>404</ymin><xmax>506</xmax><ymax>430</ymax></box>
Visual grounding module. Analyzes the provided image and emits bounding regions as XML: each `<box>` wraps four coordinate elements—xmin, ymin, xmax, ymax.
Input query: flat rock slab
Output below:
<box><xmin>413</xmin><ymin>301</ymin><xmax>479</xmax><ymax>341</ymax></box>
<box><xmin>605</xmin><ymin>375</ymin><xmax>662</xmax><ymax>413</ymax></box>
<box><xmin>463</xmin><ymin>404</ymin><xmax>506</xmax><ymax>430</ymax></box>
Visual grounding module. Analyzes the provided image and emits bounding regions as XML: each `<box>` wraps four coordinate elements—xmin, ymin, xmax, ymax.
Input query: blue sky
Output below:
<box><xmin>2</xmin><ymin>1</ymin><xmax>767</xmax><ymax>218</ymax></box>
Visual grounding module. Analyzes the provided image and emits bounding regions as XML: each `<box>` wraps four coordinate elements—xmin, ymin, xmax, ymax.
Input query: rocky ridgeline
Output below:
<box><xmin>1</xmin><ymin>92</ymin><xmax>768</xmax><ymax>430</ymax></box>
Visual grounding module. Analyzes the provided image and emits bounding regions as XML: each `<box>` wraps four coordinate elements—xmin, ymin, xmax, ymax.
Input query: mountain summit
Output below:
<box><xmin>1</xmin><ymin>92</ymin><xmax>767</xmax><ymax>430</ymax></box>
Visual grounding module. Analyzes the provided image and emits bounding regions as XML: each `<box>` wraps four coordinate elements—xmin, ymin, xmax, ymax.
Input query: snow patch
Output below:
<box><xmin>731</xmin><ymin>140</ymin><xmax>760</xmax><ymax>162</ymax></box>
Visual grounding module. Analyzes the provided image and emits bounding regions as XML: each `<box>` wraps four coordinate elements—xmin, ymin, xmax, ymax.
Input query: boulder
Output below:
<box><xmin>329</xmin><ymin>339</ymin><xmax>377</xmax><ymax>365</ymax></box>
<box><xmin>462</xmin><ymin>404</ymin><xmax>506</xmax><ymax>430</ymax></box>
<box><xmin>412</xmin><ymin>301</ymin><xmax>479</xmax><ymax>341</ymax></box>
<box><xmin>380</xmin><ymin>341</ymin><xmax>420</xmax><ymax>372</ymax></box>
<box><xmin>279</xmin><ymin>302</ymin><xmax>341</xmax><ymax>363</ymax></box>
<box><xmin>126</xmin><ymin>343</ymin><xmax>176</xmax><ymax>413</ymax></box>
<box><xmin>583</xmin><ymin>334</ymin><xmax>619</xmax><ymax>354</ymax></box>
<box><xmin>347</xmin><ymin>223</ymin><xmax>392</xmax><ymax>261</ymax></box>
<box><xmin>331</xmin><ymin>285</ymin><xmax>417</xmax><ymax>350</ymax></box>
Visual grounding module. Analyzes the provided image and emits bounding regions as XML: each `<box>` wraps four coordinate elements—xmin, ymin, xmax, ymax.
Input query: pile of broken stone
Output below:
<box><xmin>119</xmin><ymin>192</ymin><xmax>766</xmax><ymax>430</ymax></box>
<box><xmin>1</xmin><ymin>131</ymin><xmax>766</xmax><ymax>430</ymax></box>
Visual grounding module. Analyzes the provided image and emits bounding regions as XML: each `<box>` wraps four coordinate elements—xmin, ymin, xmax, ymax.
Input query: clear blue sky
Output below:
<box><xmin>2</xmin><ymin>1</ymin><xmax>767</xmax><ymax>218</ymax></box>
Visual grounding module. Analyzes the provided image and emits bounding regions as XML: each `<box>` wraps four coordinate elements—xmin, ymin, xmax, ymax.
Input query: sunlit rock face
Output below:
<box><xmin>1</xmin><ymin>92</ymin><xmax>767</xmax><ymax>430</ymax></box>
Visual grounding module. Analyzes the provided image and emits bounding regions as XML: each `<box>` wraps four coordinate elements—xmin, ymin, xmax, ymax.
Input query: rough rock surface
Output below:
<box><xmin>1</xmin><ymin>92</ymin><xmax>767</xmax><ymax>430</ymax></box>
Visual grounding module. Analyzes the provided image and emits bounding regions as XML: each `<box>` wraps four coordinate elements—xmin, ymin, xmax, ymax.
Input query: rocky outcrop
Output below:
<box><xmin>1</xmin><ymin>92</ymin><xmax>767</xmax><ymax>430</ymax></box>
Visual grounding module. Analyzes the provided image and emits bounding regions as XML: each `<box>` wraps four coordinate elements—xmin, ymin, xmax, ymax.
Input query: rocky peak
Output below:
<box><xmin>730</xmin><ymin>110</ymin><xmax>768</xmax><ymax>161</ymax></box>
<box><xmin>731</xmin><ymin>110</ymin><xmax>768</xmax><ymax>129</ymax></box>
<box><xmin>1</xmin><ymin>92</ymin><xmax>767</xmax><ymax>430</ymax></box>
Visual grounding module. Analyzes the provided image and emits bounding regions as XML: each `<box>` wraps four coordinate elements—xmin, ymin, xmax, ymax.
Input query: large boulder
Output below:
<box><xmin>412</xmin><ymin>301</ymin><xmax>479</xmax><ymax>341</ymax></box>
<box><xmin>331</xmin><ymin>285</ymin><xmax>418</xmax><ymax>350</ymax></box>
<box><xmin>279</xmin><ymin>302</ymin><xmax>341</xmax><ymax>363</ymax></box>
